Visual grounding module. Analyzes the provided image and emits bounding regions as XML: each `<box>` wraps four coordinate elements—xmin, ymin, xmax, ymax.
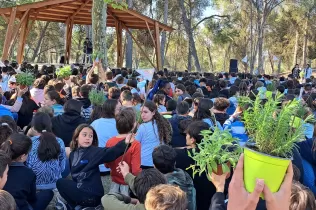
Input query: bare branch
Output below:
<box><xmin>193</xmin><ymin>15</ymin><xmax>230</xmax><ymax>30</ymax></box>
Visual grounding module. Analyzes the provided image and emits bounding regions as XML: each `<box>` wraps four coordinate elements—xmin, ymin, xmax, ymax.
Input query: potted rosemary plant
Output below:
<box><xmin>15</xmin><ymin>72</ymin><xmax>35</xmax><ymax>89</ymax></box>
<box><xmin>56</xmin><ymin>66</ymin><xmax>72</xmax><ymax>80</ymax></box>
<box><xmin>89</xmin><ymin>89</ymin><xmax>105</xmax><ymax>107</ymax></box>
<box><xmin>242</xmin><ymin>93</ymin><xmax>312</xmax><ymax>194</ymax></box>
<box><xmin>187</xmin><ymin>128</ymin><xmax>242</xmax><ymax>179</ymax></box>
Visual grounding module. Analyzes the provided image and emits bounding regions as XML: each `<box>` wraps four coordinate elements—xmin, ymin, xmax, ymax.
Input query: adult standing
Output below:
<box><xmin>292</xmin><ymin>64</ymin><xmax>301</xmax><ymax>79</ymax></box>
<box><xmin>304</xmin><ymin>64</ymin><xmax>312</xmax><ymax>80</ymax></box>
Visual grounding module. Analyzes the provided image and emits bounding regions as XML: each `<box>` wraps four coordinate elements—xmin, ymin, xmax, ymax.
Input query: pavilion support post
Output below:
<box><xmin>65</xmin><ymin>18</ymin><xmax>74</xmax><ymax>64</ymax></box>
<box><xmin>17</xmin><ymin>12</ymin><xmax>30</xmax><ymax>64</ymax></box>
<box><xmin>116</xmin><ymin>21</ymin><xmax>123</xmax><ymax>67</ymax></box>
<box><xmin>2</xmin><ymin>7</ymin><xmax>17</xmax><ymax>61</ymax></box>
<box><xmin>154</xmin><ymin>21</ymin><xmax>162</xmax><ymax>71</ymax></box>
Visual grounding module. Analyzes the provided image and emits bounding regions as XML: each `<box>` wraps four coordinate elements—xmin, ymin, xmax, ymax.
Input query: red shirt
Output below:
<box><xmin>105</xmin><ymin>136</ymin><xmax>141</xmax><ymax>185</ymax></box>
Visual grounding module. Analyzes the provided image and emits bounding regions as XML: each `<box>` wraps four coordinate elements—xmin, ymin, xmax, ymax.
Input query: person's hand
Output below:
<box><xmin>208</xmin><ymin>172</ymin><xmax>228</xmax><ymax>192</ymax></box>
<box><xmin>263</xmin><ymin>162</ymin><xmax>293</xmax><ymax>210</ymax></box>
<box><xmin>130</xmin><ymin>198</ymin><xmax>139</xmax><ymax>205</ymax></box>
<box><xmin>125</xmin><ymin>133</ymin><xmax>135</xmax><ymax>144</ymax></box>
<box><xmin>232</xmin><ymin>110</ymin><xmax>242</xmax><ymax>119</ymax></box>
<box><xmin>17</xmin><ymin>86</ymin><xmax>28</xmax><ymax>97</ymax></box>
<box><xmin>117</xmin><ymin>161</ymin><xmax>130</xmax><ymax>178</ymax></box>
<box><xmin>227</xmin><ymin>154</ymin><xmax>265</xmax><ymax>210</ymax></box>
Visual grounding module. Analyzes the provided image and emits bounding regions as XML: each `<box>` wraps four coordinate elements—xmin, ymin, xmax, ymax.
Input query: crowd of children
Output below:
<box><xmin>0</xmin><ymin>60</ymin><xmax>315</xmax><ymax>210</ymax></box>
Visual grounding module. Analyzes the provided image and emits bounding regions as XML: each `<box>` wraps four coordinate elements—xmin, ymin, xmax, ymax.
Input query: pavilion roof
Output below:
<box><xmin>0</xmin><ymin>0</ymin><xmax>174</xmax><ymax>32</ymax></box>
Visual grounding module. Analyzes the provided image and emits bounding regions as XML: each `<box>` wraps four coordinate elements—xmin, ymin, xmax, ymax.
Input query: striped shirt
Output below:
<box><xmin>26</xmin><ymin>136</ymin><xmax>66</xmax><ymax>190</ymax></box>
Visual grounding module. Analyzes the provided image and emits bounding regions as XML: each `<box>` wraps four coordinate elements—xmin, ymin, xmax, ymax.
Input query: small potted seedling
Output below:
<box><xmin>56</xmin><ymin>66</ymin><xmax>72</xmax><ymax>80</ymax></box>
<box><xmin>89</xmin><ymin>89</ymin><xmax>105</xmax><ymax>107</ymax></box>
<box><xmin>242</xmin><ymin>92</ymin><xmax>312</xmax><ymax>195</ymax></box>
<box><xmin>15</xmin><ymin>72</ymin><xmax>35</xmax><ymax>89</ymax></box>
<box><xmin>187</xmin><ymin>128</ymin><xmax>242</xmax><ymax>179</ymax></box>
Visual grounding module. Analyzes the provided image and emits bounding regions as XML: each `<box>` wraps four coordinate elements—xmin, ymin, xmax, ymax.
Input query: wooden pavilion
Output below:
<box><xmin>0</xmin><ymin>0</ymin><xmax>174</xmax><ymax>70</ymax></box>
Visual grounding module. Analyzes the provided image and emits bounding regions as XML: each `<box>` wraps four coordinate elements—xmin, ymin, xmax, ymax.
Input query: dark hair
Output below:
<box><xmin>31</xmin><ymin>113</ymin><xmax>61</xmax><ymax>162</ymax></box>
<box><xmin>0</xmin><ymin>118</ymin><xmax>15</xmax><ymax>145</ymax></box>
<box><xmin>63</xmin><ymin>99</ymin><xmax>82</xmax><ymax>114</ymax></box>
<box><xmin>108</xmin><ymin>87</ymin><xmax>121</xmax><ymax>99</ymax></box>
<box><xmin>152</xmin><ymin>145</ymin><xmax>177</xmax><ymax>174</ymax></box>
<box><xmin>166</xmin><ymin>100</ymin><xmax>177</xmax><ymax>112</ymax></box>
<box><xmin>153</xmin><ymin>94</ymin><xmax>165</xmax><ymax>106</ymax></box>
<box><xmin>176</xmin><ymin>84</ymin><xmax>186</xmax><ymax>92</ymax></box>
<box><xmin>0</xmin><ymin>151</ymin><xmax>10</xmax><ymax>178</ymax></box>
<box><xmin>70</xmin><ymin>124</ymin><xmax>98</xmax><ymax>150</ymax></box>
<box><xmin>143</xmin><ymin>101</ymin><xmax>172</xmax><ymax>144</ymax></box>
<box><xmin>105</xmin><ymin>71</ymin><xmax>113</xmax><ymax>80</ymax></box>
<box><xmin>176</xmin><ymin>101</ymin><xmax>189</xmax><ymax>115</ymax></box>
<box><xmin>121</xmin><ymin>90</ymin><xmax>133</xmax><ymax>102</ymax></box>
<box><xmin>1</xmin><ymin>133</ymin><xmax>32</xmax><ymax>160</ymax></box>
<box><xmin>127</xmin><ymin>79</ymin><xmax>137</xmax><ymax>88</ymax></box>
<box><xmin>185</xmin><ymin>121</ymin><xmax>210</xmax><ymax>144</ymax></box>
<box><xmin>115</xmin><ymin>108</ymin><xmax>136</xmax><ymax>134</ymax></box>
<box><xmin>89</xmin><ymin>74</ymin><xmax>99</xmax><ymax>84</ymax></box>
<box><xmin>46</xmin><ymin>90</ymin><xmax>62</xmax><ymax>104</ymax></box>
<box><xmin>186</xmin><ymin>85</ymin><xmax>197</xmax><ymax>96</ymax></box>
<box><xmin>194</xmin><ymin>98</ymin><xmax>214</xmax><ymax>123</ymax></box>
<box><xmin>90</xmin><ymin>99</ymin><xmax>119</xmax><ymax>121</ymax></box>
<box><xmin>277</xmin><ymin>85</ymin><xmax>285</xmax><ymax>94</ymax></box>
<box><xmin>214</xmin><ymin>97</ymin><xmax>230</xmax><ymax>111</ymax></box>
<box><xmin>134</xmin><ymin>168</ymin><xmax>167</xmax><ymax>203</ymax></box>
<box><xmin>80</xmin><ymin>84</ymin><xmax>92</xmax><ymax>98</ymax></box>
<box><xmin>132</xmin><ymin>93</ymin><xmax>143</xmax><ymax>104</ymax></box>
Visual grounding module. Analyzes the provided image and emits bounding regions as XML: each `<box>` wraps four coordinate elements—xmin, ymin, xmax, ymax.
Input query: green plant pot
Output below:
<box><xmin>244</xmin><ymin>147</ymin><xmax>290</xmax><ymax>196</ymax></box>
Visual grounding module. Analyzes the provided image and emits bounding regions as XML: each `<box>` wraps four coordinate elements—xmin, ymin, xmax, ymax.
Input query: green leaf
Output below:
<box><xmin>222</xmin><ymin>163</ymin><xmax>230</xmax><ymax>173</ymax></box>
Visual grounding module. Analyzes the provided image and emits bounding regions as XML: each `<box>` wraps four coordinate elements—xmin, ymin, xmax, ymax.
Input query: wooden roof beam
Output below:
<box><xmin>71</xmin><ymin>0</ymin><xmax>91</xmax><ymax>18</ymax></box>
<box><xmin>18</xmin><ymin>0</ymin><xmax>77</xmax><ymax>12</ymax></box>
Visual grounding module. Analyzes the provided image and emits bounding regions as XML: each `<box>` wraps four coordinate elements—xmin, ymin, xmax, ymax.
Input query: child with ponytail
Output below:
<box><xmin>26</xmin><ymin>112</ymin><xmax>66</xmax><ymax>190</ymax></box>
<box><xmin>2</xmin><ymin>133</ymin><xmax>53</xmax><ymax>210</ymax></box>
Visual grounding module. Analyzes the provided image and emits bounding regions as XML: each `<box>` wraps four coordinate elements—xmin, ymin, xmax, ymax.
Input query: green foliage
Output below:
<box><xmin>187</xmin><ymin>128</ymin><xmax>242</xmax><ymax>178</ymax></box>
<box><xmin>89</xmin><ymin>89</ymin><xmax>106</xmax><ymax>106</ymax></box>
<box><xmin>56</xmin><ymin>66</ymin><xmax>72</xmax><ymax>79</ymax></box>
<box><xmin>242</xmin><ymin>92</ymin><xmax>309</xmax><ymax>158</ymax></box>
<box><xmin>104</xmin><ymin>0</ymin><xmax>128</xmax><ymax>10</ymax></box>
<box><xmin>15</xmin><ymin>72</ymin><xmax>35</xmax><ymax>86</ymax></box>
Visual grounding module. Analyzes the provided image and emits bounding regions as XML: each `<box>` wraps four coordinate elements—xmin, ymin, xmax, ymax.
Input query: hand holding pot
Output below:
<box><xmin>208</xmin><ymin>172</ymin><xmax>228</xmax><ymax>192</ymax></box>
<box><xmin>227</xmin><ymin>154</ymin><xmax>265</xmax><ymax>210</ymax></box>
<box><xmin>263</xmin><ymin>162</ymin><xmax>293</xmax><ymax>210</ymax></box>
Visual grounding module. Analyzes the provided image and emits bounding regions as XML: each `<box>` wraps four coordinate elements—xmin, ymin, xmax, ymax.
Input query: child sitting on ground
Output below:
<box><xmin>2</xmin><ymin>133</ymin><xmax>54</xmax><ymax>210</ymax></box>
<box><xmin>153</xmin><ymin>145</ymin><xmax>196</xmax><ymax>210</ymax></box>
<box><xmin>102</xmin><ymin>162</ymin><xmax>167</xmax><ymax>210</ymax></box>
<box><xmin>56</xmin><ymin>124</ymin><xmax>133</xmax><ymax>209</ymax></box>
<box><xmin>105</xmin><ymin>108</ymin><xmax>141</xmax><ymax>196</ymax></box>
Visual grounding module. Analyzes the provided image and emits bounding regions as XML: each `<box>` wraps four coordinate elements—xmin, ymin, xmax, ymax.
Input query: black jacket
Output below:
<box><xmin>214</xmin><ymin>113</ymin><xmax>230</xmax><ymax>126</ymax></box>
<box><xmin>169</xmin><ymin>115</ymin><xmax>192</xmax><ymax>148</ymax></box>
<box><xmin>76</xmin><ymin>97</ymin><xmax>91</xmax><ymax>109</ymax></box>
<box><xmin>70</xmin><ymin>141</ymin><xmax>129</xmax><ymax>197</ymax></box>
<box><xmin>18</xmin><ymin>98</ymin><xmax>39</xmax><ymax>128</ymax></box>
<box><xmin>3</xmin><ymin>162</ymin><xmax>37</xmax><ymax>210</ymax></box>
<box><xmin>52</xmin><ymin>111</ymin><xmax>86</xmax><ymax>146</ymax></box>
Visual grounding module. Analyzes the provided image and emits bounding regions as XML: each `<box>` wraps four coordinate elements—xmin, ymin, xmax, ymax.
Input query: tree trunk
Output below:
<box><xmin>302</xmin><ymin>17</ymin><xmax>308</xmax><ymax>67</ymax></box>
<box><xmin>257</xmin><ymin>17</ymin><xmax>264</xmax><ymax>74</ymax></box>
<box><xmin>188</xmin><ymin>44</ymin><xmax>192</xmax><ymax>72</ymax></box>
<box><xmin>85</xmin><ymin>25</ymin><xmax>92</xmax><ymax>38</ymax></box>
<box><xmin>92</xmin><ymin>0</ymin><xmax>108</xmax><ymax>68</ymax></box>
<box><xmin>32</xmin><ymin>22</ymin><xmax>50</xmax><ymax>62</ymax></box>
<box><xmin>277</xmin><ymin>56</ymin><xmax>282</xmax><ymax>75</ymax></box>
<box><xmin>179</xmin><ymin>0</ymin><xmax>201</xmax><ymax>72</ymax></box>
<box><xmin>207</xmin><ymin>46</ymin><xmax>214</xmax><ymax>72</ymax></box>
<box><xmin>125</xmin><ymin>0</ymin><xmax>133</xmax><ymax>69</ymax></box>
<box><xmin>293</xmin><ymin>29</ymin><xmax>299</xmax><ymax>66</ymax></box>
<box><xmin>268</xmin><ymin>51</ymin><xmax>274</xmax><ymax>73</ymax></box>
<box><xmin>160</xmin><ymin>0</ymin><xmax>168</xmax><ymax>67</ymax></box>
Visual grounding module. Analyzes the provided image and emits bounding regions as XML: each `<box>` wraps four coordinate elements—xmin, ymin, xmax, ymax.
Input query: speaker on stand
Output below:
<box><xmin>229</xmin><ymin>59</ymin><xmax>238</xmax><ymax>73</ymax></box>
